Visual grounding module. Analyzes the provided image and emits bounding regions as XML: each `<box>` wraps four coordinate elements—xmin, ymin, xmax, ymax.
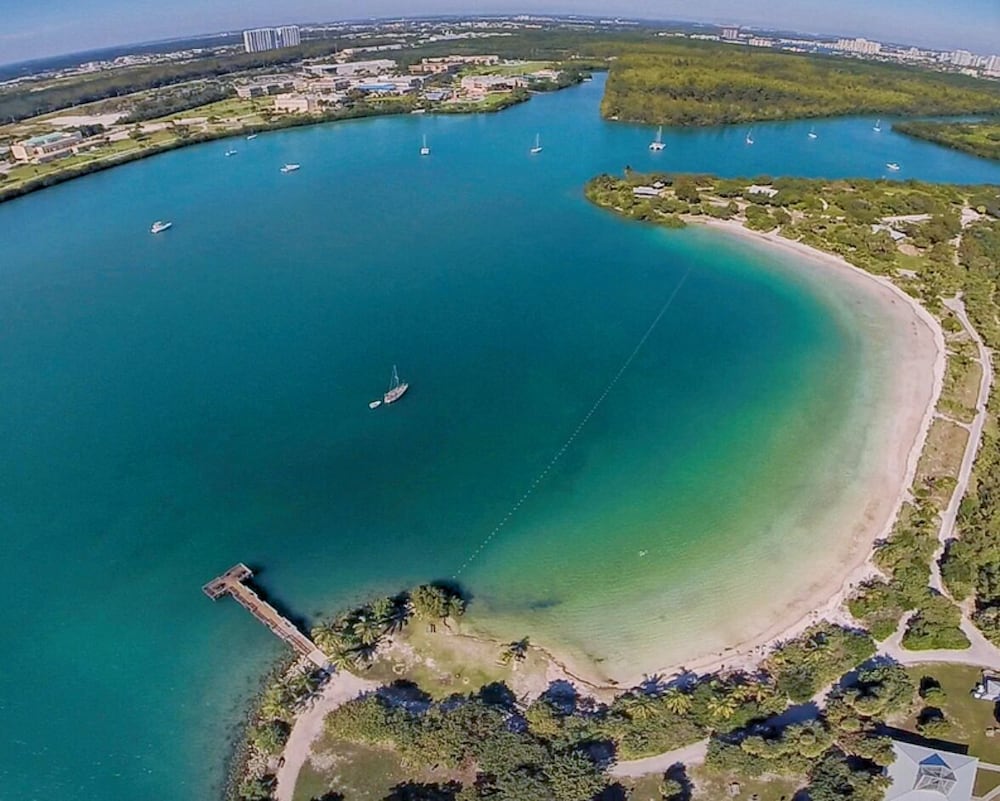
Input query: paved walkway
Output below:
<box><xmin>610</xmin><ymin>738</ymin><xmax>709</xmax><ymax>778</ymax></box>
<box><xmin>275</xmin><ymin>671</ymin><xmax>379</xmax><ymax>801</ymax></box>
<box><xmin>880</xmin><ymin>296</ymin><xmax>1000</xmax><ymax>669</ymax></box>
<box><xmin>928</xmin><ymin>297</ymin><xmax>993</xmax><ymax>596</ymax></box>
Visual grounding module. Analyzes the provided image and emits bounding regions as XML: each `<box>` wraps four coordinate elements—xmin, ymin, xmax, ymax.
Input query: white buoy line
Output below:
<box><xmin>453</xmin><ymin>266</ymin><xmax>694</xmax><ymax>578</ymax></box>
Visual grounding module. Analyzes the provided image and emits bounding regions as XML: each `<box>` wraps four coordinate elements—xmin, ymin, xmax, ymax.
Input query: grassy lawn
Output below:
<box><xmin>360</xmin><ymin>620</ymin><xmax>555</xmax><ymax>702</ymax></box>
<box><xmin>914</xmin><ymin>418</ymin><xmax>968</xmax><ymax>505</ymax></box>
<box><xmin>689</xmin><ymin>766</ymin><xmax>803</xmax><ymax>801</ymax></box>
<box><xmin>291</xmin><ymin>740</ymin><xmax>410</xmax><ymax>801</ymax></box>
<box><xmin>896</xmin><ymin>665</ymin><xmax>1000</xmax><ymax>773</ymax></box>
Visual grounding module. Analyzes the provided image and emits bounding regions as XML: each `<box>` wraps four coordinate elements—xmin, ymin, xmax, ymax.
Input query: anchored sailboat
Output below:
<box><xmin>745</xmin><ymin>129</ymin><xmax>754</xmax><ymax>146</ymax></box>
<box><xmin>530</xmin><ymin>133</ymin><xmax>542</xmax><ymax>154</ymax></box>
<box><xmin>420</xmin><ymin>134</ymin><xmax>430</xmax><ymax>156</ymax></box>
<box><xmin>873</xmin><ymin>119</ymin><xmax>882</xmax><ymax>133</ymax></box>
<box><xmin>808</xmin><ymin>126</ymin><xmax>818</xmax><ymax>139</ymax></box>
<box><xmin>383</xmin><ymin>365</ymin><xmax>409</xmax><ymax>405</ymax></box>
<box><xmin>649</xmin><ymin>126</ymin><xmax>665</xmax><ymax>151</ymax></box>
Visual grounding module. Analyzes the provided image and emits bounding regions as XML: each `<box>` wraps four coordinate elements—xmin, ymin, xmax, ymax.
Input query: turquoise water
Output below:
<box><xmin>1</xmin><ymin>75</ymin><xmax>998</xmax><ymax>801</ymax></box>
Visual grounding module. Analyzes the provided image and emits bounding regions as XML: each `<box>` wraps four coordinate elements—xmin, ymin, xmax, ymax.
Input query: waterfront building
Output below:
<box><xmin>11</xmin><ymin>131</ymin><xmax>84</xmax><ymax>162</ymax></box>
<box><xmin>884</xmin><ymin>741</ymin><xmax>978</xmax><ymax>801</ymax></box>
<box><xmin>460</xmin><ymin>74</ymin><xmax>528</xmax><ymax>96</ymax></box>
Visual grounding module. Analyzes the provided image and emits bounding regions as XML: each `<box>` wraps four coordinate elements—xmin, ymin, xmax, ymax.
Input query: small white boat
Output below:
<box><xmin>638</xmin><ymin>550</ymin><xmax>648</xmax><ymax>557</ymax></box>
<box><xmin>530</xmin><ymin>133</ymin><xmax>543</xmax><ymax>154</ymax></box>
<box><xmin>246</xmin><ymin>134</ymin><xmax>258</xmax><ymax>140</ymax></box>
<box><xmin>886</xmin><ymin>162</ymin><xmax>901</xmax><ymax>171</ymax></box>
<box><xmin>745</xmin><ymin>129</ymin><xmax>754</xmax><ymax>146</ymax></box>
<box><xmin>808</xmin><ymin>127</ymin><xmax>818</xmax><ymax>139</ymax></box>
<box><xmin>280</xmin><ymin>163</ymin><xmax>300</xmax><ymax>173</ymax></box>
<box><xmin>649</xmin><ymin>126</ymin><xmax>665</xmax><ymax>151</ymax></box>
<box><xmin>420</xmin><ymin>134</ymin><xmax>430</xmax><ymax>156</ymax></box>
<box><xmin>368</xmin><ymin>400</ymin><xmax>382</xmax><ymax>410</ymax></box>
<box><xmin>225</xmin><ymin>148</ymin><xmax>238</xmax><ymax>157</ymax></box>
<box><xmin>150</xmin><ymin>220</ymin><xmax>172</xmax><ymax>234</ymax></box>
<box><xmin>873</xmin><ymin>119</ymin><xmax>882</xmax><ymax>133</ymax></box>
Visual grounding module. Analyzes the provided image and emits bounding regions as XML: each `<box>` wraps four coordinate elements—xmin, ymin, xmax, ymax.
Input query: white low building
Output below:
<box><xmin>11</xmin><ymin>130</ymin><xmax>84</xmax><ymax>162</ymax></box>
<box><xmin>885</xmin><ymin>741</ymin><xmax>978</xmax><ymax>801</ymax></box>
<box><xmin>460</xmin><ymin>74</ymin><xmax>527</xmax><ymax>96</ymax></box>
<box><xmin>273</xmin><ymin>94</ymin><xmax>321</xmax><ymax>113</ymax></box>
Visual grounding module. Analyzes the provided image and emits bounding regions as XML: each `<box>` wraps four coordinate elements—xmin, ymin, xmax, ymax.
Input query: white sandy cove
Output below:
<box><xmin>274</xmin><ymin>223</ymin><xmax>946</xmax><ymax>798</ymax></box>
<box><xmin>632</xmin><ymin>219</ymin><xmax>947</xmax><ymax>681</ymax></box>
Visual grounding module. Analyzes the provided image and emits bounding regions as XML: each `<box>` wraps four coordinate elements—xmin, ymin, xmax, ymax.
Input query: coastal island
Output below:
<box><xmin>221</xmin><ymin>173</ymin><xmax>1000</xmax><ymax>801</ymax></box>
<box><xmin>893</xmin><ymin>120</ymin><xmax>1000</xmax><ymax>162</ymax></box>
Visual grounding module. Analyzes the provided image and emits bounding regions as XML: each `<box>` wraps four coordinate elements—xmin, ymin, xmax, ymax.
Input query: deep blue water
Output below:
<box><xmin>0</xmin><ymin>75</ymin><xmax>997</xmax><ymax>801</ymax></box>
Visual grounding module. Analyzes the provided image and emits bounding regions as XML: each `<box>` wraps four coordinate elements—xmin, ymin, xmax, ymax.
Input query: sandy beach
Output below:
<box><xmin>630</xmin><ymin>218</ymin><xmax>948</xmax><ymax>681</ymax></box>
<box><xmin>274</xmin><ymin>222</ymin><xmax>948</xmax><ymax>796</ymax></box>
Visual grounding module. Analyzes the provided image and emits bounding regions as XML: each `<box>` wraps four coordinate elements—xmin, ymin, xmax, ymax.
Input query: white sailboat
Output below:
<box><xmin>649</xmin><ymin>126</ymin><xmax>665</xmax><ymax>151</ymax></box>
<box><xmin>280</xmin><ymin>163</ymin><xmax>300</xmax><ymax>173</ymax></box>
<box><xmin>808</xmin><ymin>126</ymin><xmax>818</xmax><ymax>139</ymax></box>
<box><xmin>886</xmin><ymin>162</ymin><xmax>901</xmax><ymax>171</ymax></box>
<box><xmin>873</xmin><ymin>119</ymin><xmax>882</xmax><ymax>133</ymax></box>
<box><xmin>530</xmin><ymin>133</ymin><xmax>543</xmax><ymax>154</ymax></box>
<box><xmin>225</xmin><ymin>148</ymin><xmax>238</xmax><ymax>157</ymax></box>
<box><xmin>745</xmin><ymin>129</ymin><xmax>754</xmax><ymax>145</ymax></box>
<box><xmin>420</xmin><ymin>134</ymin><xmax>430</xmax><ymax>156</ymax></box>
<box><xmin>383</xmin><ymin>365</ymin><xmax>409</xmax><ymax>405</ymax></box>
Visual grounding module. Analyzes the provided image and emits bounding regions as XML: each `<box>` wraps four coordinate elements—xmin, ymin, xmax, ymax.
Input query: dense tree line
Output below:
<box><xmin>895</xmin><ymin>120</ymin><xmax>1000</xmax><ymax>162</ymax></box>
<box><xmin>119</xmin><ymin>82</ymin><xmax>233</xmax><ymax>123</ymax></box>
<box><xmin>599</xmin><ymin>42</ymin><xmax>1000</xmax><ymax>125</ymax></box>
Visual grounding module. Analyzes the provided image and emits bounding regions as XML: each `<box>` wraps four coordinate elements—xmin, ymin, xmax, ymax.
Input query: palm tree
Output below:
<box><xmin>369</xmin><ymin>597</ymin><xmax>394</xmax><ymax>629</ymax></box>
<box><xmin>327</xmin><ymin>647</ymin><xmax>358</xmax><ymax>673</ymax></box>
<box><xmin>353</xmin><ymin>614</ymin><xmax>383</xmax><ymax>646</ymax></box>
<box><xmin>622</xmin><ymin>692</ymin><xmax>660</xmax><ymax>721</ymax></box>
<box><xmin>498</xmin><ymin>638</ymin><xmax>530</xmax><ymax>666</ymax></box>
<box><xmin>384</xmin><ymin>600</ymin><xmax>411</xmax><ymax>634</ymax></box>
<box><xmin>661</xmin><ymin>689</ymin><xmax>693</xmax><ymax>715</ymax></box>
<box><xmin>707</xmin><ymin>693</ymin><xmax>738</xmax><ymax>721</ymax></box>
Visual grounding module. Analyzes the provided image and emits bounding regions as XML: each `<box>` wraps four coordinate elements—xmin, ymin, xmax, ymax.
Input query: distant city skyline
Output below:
<box><xmin>1</xmin><ymin>0</ymin><xmax>998</xmax><ymax>65</ymax></box>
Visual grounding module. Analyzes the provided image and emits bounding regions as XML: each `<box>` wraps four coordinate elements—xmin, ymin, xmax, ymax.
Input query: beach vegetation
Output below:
<box><xmin>765</xmin><ymin>624</ymin><xmax>876</xmax><ymax>702</ymax></box>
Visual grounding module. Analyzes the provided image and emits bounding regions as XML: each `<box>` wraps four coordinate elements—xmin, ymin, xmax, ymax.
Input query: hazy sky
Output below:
<box><xmin>1</xmin><ymin>0</ymin><xmax>998</xmax><ymax>65</ymax></box>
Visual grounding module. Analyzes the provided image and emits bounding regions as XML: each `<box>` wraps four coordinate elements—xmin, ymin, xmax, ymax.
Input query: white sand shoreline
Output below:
<box><xmin>634</xmin><ymin>218</ymin><xmax>948</xmax><ymax>679</ymax></box>
<box><xmin>457</xmin><ymin>217</ymin><xmax>948</xmax><ymax>688</ymax></box>
<box><xmin>274</xmin><ymin>221</ymin><xmax>948</xmax><ymax>798</ymax></box>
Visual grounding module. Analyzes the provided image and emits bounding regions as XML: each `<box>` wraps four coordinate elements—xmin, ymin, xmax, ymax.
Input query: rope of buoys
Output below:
<box><xmin>453</xmin><ymin>266</ymin><xmax>693</xmax><ymax>577</ymax></box>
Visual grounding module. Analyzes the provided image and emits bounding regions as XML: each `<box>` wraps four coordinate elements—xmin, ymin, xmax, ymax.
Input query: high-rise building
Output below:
<box><xmin>950</xmin><ymin>49</ymin><xmax>975</xmax><ymax>67</ymax></box>
<box><xmin>985</xmin><ymin>54</ymin><xmax>1000</xmax><ymax>75</ymax></box>
<box><xmin>243</xmin><ymin>25</ymin><xmax>300</xmax><ymax>54</ymax></box>
<box><xmin>243</xmin><ymin>28</ymin><xmax>276</xmax><ymax>53</ymax></box>
<box><xmin>275</xmin><ymin>26</ymin><xmax>301</xmax><ymax>49</ymax></box>
<box><xmin>721</xmin><ymin>27</ymin><xmax>740</xmax><ymax>41</ymax></box>
<box><xmin>834</xmin><ymin>37</ymin><xmax>882</xmax><ymax>55</ymax></box>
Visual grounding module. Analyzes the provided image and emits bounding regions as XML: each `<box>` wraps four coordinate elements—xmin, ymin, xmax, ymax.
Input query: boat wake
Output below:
<box><xmin>453</xmin><ymin>266</ymin><xmax>693</xmax><ymax>577</ymax></box>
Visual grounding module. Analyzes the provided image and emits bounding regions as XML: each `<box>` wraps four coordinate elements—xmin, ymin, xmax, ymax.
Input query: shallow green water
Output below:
<box><xmin>1</xmin><ymin>76</ymin><xmax>997</xmax><ymax>801</ymax></box>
